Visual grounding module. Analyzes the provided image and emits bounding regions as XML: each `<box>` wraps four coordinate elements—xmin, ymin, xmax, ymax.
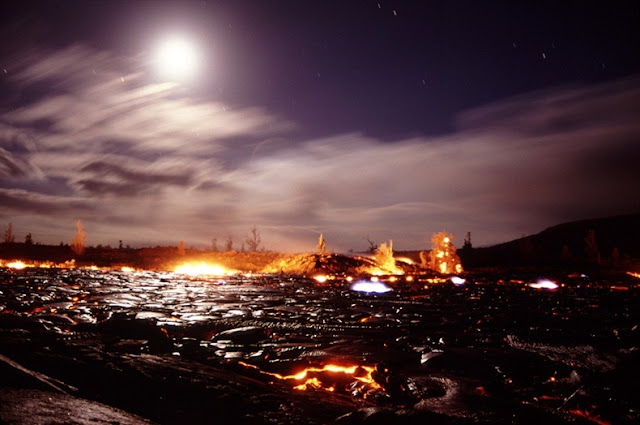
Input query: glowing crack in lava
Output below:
<box><xmin>351</xmin><ymin>280</ymin><xmax>393</xmax><ymax>293</ymax></box>
<box><xmin>239</xmin><ymin>362</ymin><xmax>382</xmax><ymax>394</ymax></box>
<box><xmin>174</xmin><ymin>262</ymin><xmax>231</xmax><ymax>276</ymax></box>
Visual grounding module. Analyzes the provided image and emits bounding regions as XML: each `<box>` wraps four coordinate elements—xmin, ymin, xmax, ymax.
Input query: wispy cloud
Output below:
<box><xmin>1</xmin><ymin>44</ymin><xmax>639</xmax><ymax>250</ymax></box>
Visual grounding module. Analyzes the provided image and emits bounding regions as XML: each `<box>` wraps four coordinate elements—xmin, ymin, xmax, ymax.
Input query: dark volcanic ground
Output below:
<box><xmin>0</xmin><ymin>268</ymin><xmax>639</xmax><ymax>425</ymax></box>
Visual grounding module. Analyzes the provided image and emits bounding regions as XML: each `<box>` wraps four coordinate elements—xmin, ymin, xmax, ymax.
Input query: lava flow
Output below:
<box><xmin>174</xmin><ymin>262</ymin><xmax>233</xmax><ymax>276</ymax></box>
<box><xmin>238</xmin><ymin>361</ymin><xmax>382</xmax><ymax>394</ymax></box>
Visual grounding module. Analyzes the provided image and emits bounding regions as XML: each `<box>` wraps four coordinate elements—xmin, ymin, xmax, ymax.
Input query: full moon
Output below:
<box><xmin>155</xmin><ymin>37</ymin><xmax>199</xmax><ymax>81</ymax></box>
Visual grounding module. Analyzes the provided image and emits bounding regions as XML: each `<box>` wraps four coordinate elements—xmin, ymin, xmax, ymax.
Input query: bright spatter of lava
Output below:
<box><xmin>173</xmin><ymin>262</ymin><xmax>234</xmax><ymax>276</ymax></box>
<box><xmin>0</xmin><ymin>259</ymin><xmax>77</xmax><ymax>269</ymax></box>
<box><xmin>425</xmin><ymin>232</ymin><xmax>462</xmax><ymax>274</ymax></box>
<box><xmin>238</xmin><ymin>361</ymin><xmax>382</xmax><ymax>396</ymax></box>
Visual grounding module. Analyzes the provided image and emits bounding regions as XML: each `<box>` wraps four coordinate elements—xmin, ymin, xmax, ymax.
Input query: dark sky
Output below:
<box><xmin>1</xmin><ymin>0</ymin><xmax>639</xmax><ymax>251</ymax></box>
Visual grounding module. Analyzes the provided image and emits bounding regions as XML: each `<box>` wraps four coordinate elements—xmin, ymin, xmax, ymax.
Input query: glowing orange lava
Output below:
<box><xmin>6</xmin><ymin>261</ymin><xmax>28</xmax><ymax>270</ymax></box>
<box><xmin>570</xmin><ymin>408</ymin><xmax>611</xmax><ymax>425</ymax></box>
<box><xmin>174</xmin><ymin>262</ymin><xmax>233</xmax><ymax>276</ymax></box>
<box><xmin>1</xmin><ymin>260</ymin><xmax>77</xmax><ymax>269</ymax></box>
<box><xmin>239</xmin><ymin>361</ymin><xmax>382</xmax><ymax>393</ymax></box>
<box><xmin>427</xmin><ymin>232</ymin><xmax>463</xmax><ymax>274</ymax></box>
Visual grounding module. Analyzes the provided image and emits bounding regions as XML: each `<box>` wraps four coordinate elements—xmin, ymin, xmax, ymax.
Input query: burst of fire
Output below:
<box><xmin>426</xmin><ymin>232</ymin><xmax>463</xmax><ymax>274</ymax></box>
<box><xmin>239</xmin><ymin>361</ymin><xmax>382</xmax><ymax>393</ymax></box>
<box><xmin>174</xmin><ymin>262</ymin><xmax>232</xmax><ymax>276</ymax></box>
<box><xmin>1</xmin><ymin>259</ymin><xmax>77</xmax><ymax>269</ymax></box>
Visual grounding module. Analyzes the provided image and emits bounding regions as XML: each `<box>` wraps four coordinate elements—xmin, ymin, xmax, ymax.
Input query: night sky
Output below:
<box><xmin>1</xmin><ymin>0</ymin><xmax>639</xmax><ymax>252</ymax></box>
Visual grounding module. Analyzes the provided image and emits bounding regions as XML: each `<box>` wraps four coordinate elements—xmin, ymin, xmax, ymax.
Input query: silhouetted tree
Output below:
<box><xmin>584</xmin><ymin>229</ymin><xmax>601</xmax><ymax>265</ymax></box>
<box><xmin>561</xmin><ymin>244</ymin><xmax>572</xmax><ymax>262</ymax></box>
<box><xmin>119</xmin><ymin>240</ymin><xmax>123</xmax><ymax>250</ymax></box>
<box><xmin>611</xmin><ymin>247</ymin><xmax>620</xmax><ymax>266</ymax></box>
<box><xmin>364</xmin><ymin>235</ymin><xmax>378</xmax><ymax>253</ymax></box>
<box><xmin>519</xmin><ymin>237</ymin><xmax>535</xmax><ymax>264</ymax></box>
<box><xmin>317</xmin><ymin>233</ymin><xmax>326</xmax><ymax>254</ymax></box>
<box><xmin>3</xmin><ymin>222</ymin><xmax>15</xmax><ymax>243</ymax></box>
<box><xmin>463</xmin><ymin>232</ymin><xmax>472</xmax><ymax>250</ymax></box>
<box><xmin>245</xmin><ymin>226</ymin><xmax>261</xmax><ymax>252</ymax></box>
<box><xmin>225</xmin><ymin>235</ymin><xmax>233</xmax><ymax>252</ymax></box>
<box><xmin>211</xmin><ymin>238</ymin><xmax>218</xmax><ymax>252</ymax></box>
<box><xmin>71</xmin><ymin>220</ymin><xmax>86</xmax><ymax>255</ymax></box>
<box><xmin>24</xmin><ymin>233</ymin><xmax>33</xmax><ymax>245</ymax></box>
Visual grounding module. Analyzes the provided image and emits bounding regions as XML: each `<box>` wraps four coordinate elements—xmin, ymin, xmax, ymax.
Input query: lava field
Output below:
<box><xmin>1</xmin><ymin>268</ymin><xmax>639</xmax><ymax>424</ymax></box>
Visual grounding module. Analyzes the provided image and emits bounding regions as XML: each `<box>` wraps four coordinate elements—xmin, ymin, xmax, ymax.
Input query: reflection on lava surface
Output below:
<box><xmin>0</xmin><ymin>268</ymin><xmax>638</xmax><ymax>424</ymax></box>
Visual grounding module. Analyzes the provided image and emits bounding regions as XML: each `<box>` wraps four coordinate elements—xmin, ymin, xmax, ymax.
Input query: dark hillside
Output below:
<box><xmin>460</xmin><ymin>213</ymin><xmax>640</xmax><ymax>269</ymax></box>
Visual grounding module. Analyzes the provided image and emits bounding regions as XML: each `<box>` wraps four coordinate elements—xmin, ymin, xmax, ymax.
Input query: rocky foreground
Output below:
<box><xmin>1</xmin><ymin>267</ymin><xmax>639</xmax><ymax>424</ymax></box>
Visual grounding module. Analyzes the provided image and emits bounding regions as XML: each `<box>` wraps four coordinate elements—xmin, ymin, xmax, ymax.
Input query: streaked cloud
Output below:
<box><xmin>1</xmin><ymin>44</ymin><xmax>639</xmax><ymax>251</ymax></box>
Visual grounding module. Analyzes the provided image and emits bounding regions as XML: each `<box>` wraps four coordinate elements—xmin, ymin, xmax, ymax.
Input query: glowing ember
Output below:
<box><xmin>174</xmin><ymin>262</ymin><xmax>231</xmax><ymax>276</ymax></box>
<box><xmin>529</xmin><ymin>279</ymin><xmax>559</xmax><ymax>289</ymax></box>
<box><xmin>120</xmin><ymin>266</ymin><xmax>135</xmax><ymax>272</ymax></box>
<box><xmin>239</xmin><ymin>361</ymin><xmax>382</xmax><ymax>393</ymax></box>
<box><xmin>351</xmin><ymin>281</ymin><xmax>392</xmax><ymax>293</ymax></box>
<box><xmin>627</xmin><ymin>271</ymin><xmax>640</xmax><ymax>279</ymax></box>
<box><xmin>314</xmin><ymin>275</ymin><xmax>327</xmax><ymax>283</ymax></box>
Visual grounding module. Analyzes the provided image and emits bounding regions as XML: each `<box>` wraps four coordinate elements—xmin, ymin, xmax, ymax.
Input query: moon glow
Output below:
<box><xmin>155</xmin><ymin>37</ymin><xmax>199</xmax><ymax>81</ymax></box>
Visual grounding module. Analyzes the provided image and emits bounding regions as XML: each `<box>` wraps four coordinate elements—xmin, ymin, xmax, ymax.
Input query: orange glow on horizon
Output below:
<box><xmin>174</xmin><ymin>262</ymin><xmax>233</xmax><ymax>276</ymax></box>
<box><xmin>7</xmin><ymin>261</ymin><xmax>28</xmax><ymax>270</ymax></box>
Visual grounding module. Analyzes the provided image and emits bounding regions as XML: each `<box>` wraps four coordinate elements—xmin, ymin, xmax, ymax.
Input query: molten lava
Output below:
<box><xmin>426</xmin><ymin>232</ymin><xmax>463</xmax><ymax>274</ymax></box>
<box><xmin>239</xmin><ymin>361</ymin><xmax>382</xmax><ymax>394</ymax></box>
<box><xmin>174</xmin><ymin>262</ymin><xmax>232</xmax><ymax>276</ymax></box>
<box><xmin>361</xmin><ymin>240</ymin><xmax>403</xmax><ymax>276</ymax></box>
<box><xmin>6</xmin><ymin>261</ymin><xmax>28</xmax><ymax>270</ymax></box>
<box><xmin>1</xmin><ymin>259</ymin><xmax>77</xmax><ymax>269</ymax></box>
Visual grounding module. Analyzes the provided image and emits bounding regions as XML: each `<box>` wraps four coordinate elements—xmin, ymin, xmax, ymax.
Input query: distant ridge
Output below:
<box><xmin>461</xmin><ymin>213</ymin><xmax>640</xmax><ymax>268</ymax></box>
